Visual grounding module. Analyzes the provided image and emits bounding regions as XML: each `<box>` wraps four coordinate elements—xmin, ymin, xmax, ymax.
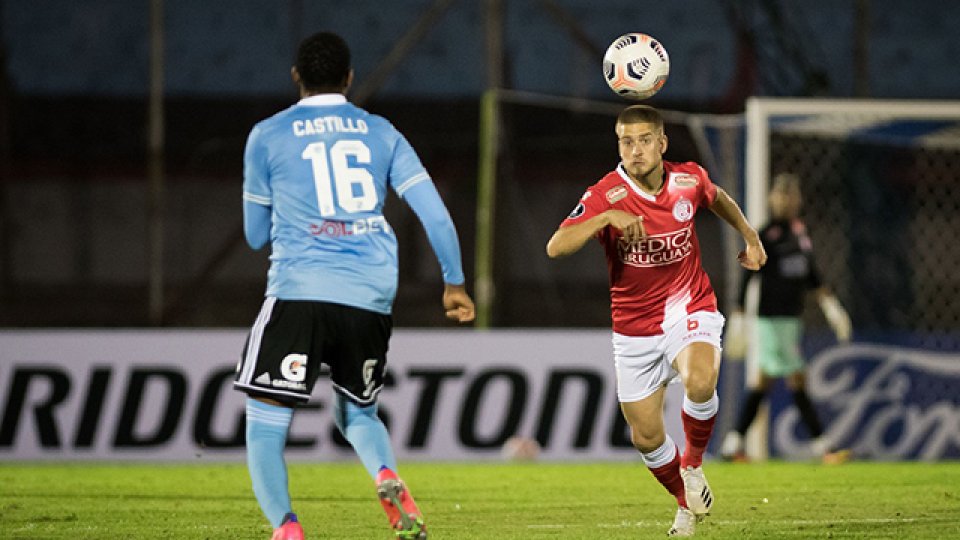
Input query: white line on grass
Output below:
<box><xmin>529</xmin><ymin>516</ymin><xmax>926</xmax><ymax>530</ymax></box>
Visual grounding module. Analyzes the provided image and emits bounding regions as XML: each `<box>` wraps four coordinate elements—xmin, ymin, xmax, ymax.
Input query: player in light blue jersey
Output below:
<box><xmin>234</xmin><ymin>31</ymin><xmax>474</xmax><ymax>540</ymax></box>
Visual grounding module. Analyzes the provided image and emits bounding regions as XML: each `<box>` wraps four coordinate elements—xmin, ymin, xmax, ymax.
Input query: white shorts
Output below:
<box><xmin>613</xmin><ymin>310</ymin><xmax>725</xmax><ymax>403</ymax></box>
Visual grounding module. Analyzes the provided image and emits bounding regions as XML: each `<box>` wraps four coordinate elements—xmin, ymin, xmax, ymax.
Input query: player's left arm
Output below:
<box><xmin>389</xmin><ymin>131</ymin><xmax>474</xmax><ymax>322</ymax></box>
<box><xmin>708</xmin><ymin>186</ymin><xmax>767</xmax><ymax>270</ymax></box>
<box><xmin>401</xmin><ymin>181</ymin><xmax>475</xmax><ymax>323</ymax></box>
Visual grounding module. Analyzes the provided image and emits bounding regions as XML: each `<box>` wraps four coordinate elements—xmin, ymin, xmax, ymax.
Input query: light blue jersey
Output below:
<box><xmin>243</xmin><ymin>94</ymin><xmax>464</xmax><ymax>314</ymax></box>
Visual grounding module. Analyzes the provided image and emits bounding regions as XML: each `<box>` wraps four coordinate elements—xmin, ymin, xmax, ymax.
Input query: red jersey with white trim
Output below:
<box><xmin>560</xmin><ymin>161</ymin><xmax>719</xmax><ymax>336</ymax></box>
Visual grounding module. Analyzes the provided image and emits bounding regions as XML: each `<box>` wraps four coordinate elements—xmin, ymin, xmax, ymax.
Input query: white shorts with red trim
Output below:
<box><xmin>613</xmin><ymin>310</ymin><xmax>725</xmax><ymax>402</ymax></box>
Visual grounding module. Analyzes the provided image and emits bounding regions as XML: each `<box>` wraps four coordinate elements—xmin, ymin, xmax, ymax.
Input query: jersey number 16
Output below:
<box><xmin>302</xmin><ymin>140</ymin><xmax>377</xmax><ymax>216</ymax></box>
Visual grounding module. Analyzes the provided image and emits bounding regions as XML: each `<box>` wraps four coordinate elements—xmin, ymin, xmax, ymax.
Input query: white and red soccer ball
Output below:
<box><xmin>500</xmin><ymin>436</ymin><xmax>541</xmax><ymax>461</ymax></box>
<box><xmin>603</xmin><ymin>33</ymin><xmax>670</xmax><ymax>100</ymax></box>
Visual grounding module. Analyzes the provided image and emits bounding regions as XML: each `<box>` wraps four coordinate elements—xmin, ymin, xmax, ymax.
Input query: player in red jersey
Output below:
<box><xmin>546</xmin><ymin>105</ymin><xmax>766</xmax><ymax>537</ymax></box>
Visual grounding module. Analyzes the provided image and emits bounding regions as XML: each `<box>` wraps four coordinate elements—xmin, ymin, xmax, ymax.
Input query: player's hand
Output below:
<box><xmin>738</xmin><ymin>241</ymin><xmax>767</xmax><ymax>271</ymax></box>
<box><xmin>443</xmin><ymin>283</ymin><xmax>476</xmax><ymax>323</ymax></box>
<box><xmin>606</xmin><ymin>210</ymin><xmax>647</xmax><ymax>245</ymax></box>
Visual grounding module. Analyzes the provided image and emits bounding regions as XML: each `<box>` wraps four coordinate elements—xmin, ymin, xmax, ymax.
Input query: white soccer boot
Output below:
<box><xmin>681</xmin><ymin>466</ymin><xmax>714</xmax><ymax>517</ymax></box>
<box><xmin>667</xmin><ymin>506</ymin><xmax>696</xmax><ymax>537</ymax></box>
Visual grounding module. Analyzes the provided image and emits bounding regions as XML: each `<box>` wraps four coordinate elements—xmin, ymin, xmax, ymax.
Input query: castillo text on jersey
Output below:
<box><xmin>293</xmin><ymin>116</ymin><xmax>369</xmax><ymax>137</ymax></box>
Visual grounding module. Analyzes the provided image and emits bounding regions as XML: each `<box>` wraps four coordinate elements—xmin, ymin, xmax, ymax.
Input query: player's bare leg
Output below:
<box><xmin>621</xmin><ymin>388</ymin><xmax>693</xmax><ymax>535</ymax></box>
<box><xmin>674</xmin><ymin>342</ymin><xmax>721</xmax><ymax>517</ymax></box>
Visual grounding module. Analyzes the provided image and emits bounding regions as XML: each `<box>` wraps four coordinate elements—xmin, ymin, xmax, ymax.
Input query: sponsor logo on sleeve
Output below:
<box><xmin>605</xmin><ymin>185</ymin><xmax>629</xmax><ymax>204</ymax></box>
<box><xmin>672</xmin><ymin>174</ymin><xmax>698</xmax><ymax>187</ymax></box>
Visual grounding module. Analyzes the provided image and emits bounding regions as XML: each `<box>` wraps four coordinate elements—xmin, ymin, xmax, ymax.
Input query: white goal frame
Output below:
<box><xmin>741</xmin><ymin>97</ymin><xmax>960</xmax><ymax>459</ymax></box>
<box><xmin>745</xmin><ymin>97</ymin><xmax>960</xmax><ymax>228</ymax></box>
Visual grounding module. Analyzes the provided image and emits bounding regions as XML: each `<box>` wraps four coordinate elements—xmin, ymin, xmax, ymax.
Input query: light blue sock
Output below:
<box><xmin>334</xmin><ymin>394</ymin><xmax>397</xmax><ymax>479</ymax></box>
<box><xmin>246</xmin><ymin>398</ymin><xmax>294</xmax><ymax>528</ymax></box>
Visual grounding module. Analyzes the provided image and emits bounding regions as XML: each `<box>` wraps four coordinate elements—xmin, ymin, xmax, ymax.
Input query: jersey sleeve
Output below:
<box><xmin>694</xmin><ymin>163</ymin><xmax>718</xmax><ymax>207</ymax></box>
<box><xmin>559</xmin><ymin>186</ymin><xmax>612</xmax><ymax>243</ymax></box>
<box><xmin>242</xmin><ymin>124</ymin><xmax>272</xmax><ymax>207</ymax></box>
<box><xmin>793</xmin><ymin>219</ymin><xmax>823</xmax><ymax>290</ymax></box>
<box><xmin>243</xmin><ymin>199</ymin><xmax>271</xmax><ymax>249</ymax></box>
<box><xmin>388</xmin><ymin>133</ymin><xmax>431</xmax><ymax>199</ymax></box>
<box><xmin>559</xmin><ymin>186</ymin><xmax>608</xmax><ymax>228</ymax></box>
<box><xmin>402</xmin><ymin>182</ymin><xmax>466</xmax><ymax>285</ymax></box>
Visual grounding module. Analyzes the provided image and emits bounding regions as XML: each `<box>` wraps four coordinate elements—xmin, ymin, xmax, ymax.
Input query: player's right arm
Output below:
<box><xmin>242</xmin><ymin>124</ymin><xmax>272</xmax><ymax>250</ymax></box>
<box><xmin>243</xmin><ymin>201</ymin><xmax>271</xmax><ymax>250</ymax></box>
<box><xmin>546</xmin><ymin>210</ymin><xmax>645</xmax><ymax>258</ymax></box>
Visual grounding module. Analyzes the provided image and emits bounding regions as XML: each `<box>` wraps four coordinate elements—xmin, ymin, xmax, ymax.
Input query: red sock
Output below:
<box><xmin>647</xmin><ymin>448</ymin><xmax>687</xmax><ymax>509</ymax></box>
<box><xmin>681</xmin><ymin>410</ymin><xmax>716</xmax><ymax>469</ymax></box>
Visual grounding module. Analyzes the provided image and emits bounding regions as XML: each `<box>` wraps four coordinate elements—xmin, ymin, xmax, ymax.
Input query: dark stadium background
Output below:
<box><xmin>1</xmin><ymin>0</ymin><xmax>957</xmax><ymax>330</ymax></box>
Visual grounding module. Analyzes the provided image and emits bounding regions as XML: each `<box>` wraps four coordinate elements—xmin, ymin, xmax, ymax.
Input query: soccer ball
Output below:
<box><xmin>602</xmin><ymin>33</ymin><xmax>670</xmax><ymax>100</ymax></box>
<box><xmin>500</xmin><ymin>436</ymin><xmax>541</xmax><ymax>461</ymax></box>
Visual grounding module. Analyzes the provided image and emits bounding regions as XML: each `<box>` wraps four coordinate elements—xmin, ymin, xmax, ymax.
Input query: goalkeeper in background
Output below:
<box><xmin>720</xmin><ymin>173</ymin><xmax>852</xmax><ymax>464</ymax></box>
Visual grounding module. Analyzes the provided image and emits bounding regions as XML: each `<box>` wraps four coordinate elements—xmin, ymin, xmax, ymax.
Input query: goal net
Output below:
<box><xmin>742</xmin><ymin>98</ymin><xmax>960</xmax><ymax>459</ymax></box>
<box><xmin>745</xmin><ymin>98</ymin><xmax>960</xmax><ymax>348</ymax></box>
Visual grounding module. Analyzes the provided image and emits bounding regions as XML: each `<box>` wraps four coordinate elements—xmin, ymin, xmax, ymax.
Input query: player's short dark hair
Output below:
<box><xmin>617</xmin><ymin>105</ymin><xmax>664</xmax><ymax>132</ymax></box>
<box><xmin>295</xmin><ymin>31</ymin><xmax>351</xmax><ymax>90</ymax></box>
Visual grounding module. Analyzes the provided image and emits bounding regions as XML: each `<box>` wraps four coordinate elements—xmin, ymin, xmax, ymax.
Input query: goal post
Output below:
<box><xmin>475</xmin><ymin>89</ymin><xmax>500</xmax><ymax>329</ymax></box>
<box><xmin>742</xmin><ymin>97</ymin><xmax>960</xmax><ymax>459</ymax></box>
<box><xmin>745</xmin><ymin>97</ymin><xmax>960</xmax><ymax>229</ymax></box>
<box><xmin>744</xmin><ymin>97</ymin><xmax>960</xmax><ymax>342</ymax></box>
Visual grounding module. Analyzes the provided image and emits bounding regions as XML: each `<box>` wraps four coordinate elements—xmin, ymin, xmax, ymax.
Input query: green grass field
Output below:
<box><xmin>1</xmin><ymin>461</ymin><xmax>959</xmax><ymax>539</ymax></box>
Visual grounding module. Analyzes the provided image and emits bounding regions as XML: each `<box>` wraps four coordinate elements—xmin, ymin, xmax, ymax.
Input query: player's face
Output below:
<box><xmin>616</xmin><ymin>122</ymin><xmax>667</xmax><ymax>181</ymax></box>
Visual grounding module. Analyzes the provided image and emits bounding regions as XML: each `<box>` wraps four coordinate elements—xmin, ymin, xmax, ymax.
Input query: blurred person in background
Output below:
<box><xmin>546</xmin><ymin>104</ymin><xmax>766</xmax><ymax>537</ymax></box>
<box><xmin>720</xmin><ymin>172</ymin><xmax>852</xmax><ymax>465</ymax></box>
<box><xmin>233</xmin><ymin>31</ymin><xmax>474</xmax><ymax>540</ymax></box>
